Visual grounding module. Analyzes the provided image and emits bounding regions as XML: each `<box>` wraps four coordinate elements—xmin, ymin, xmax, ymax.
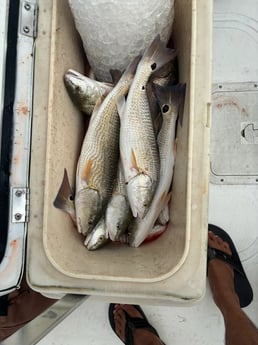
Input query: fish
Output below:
<box><xmin>129</xmin><ymin>83</ymin><xmax>186</xmax><ymax>247</ymax></box>
<box><xmin>53</xmin><ymin>169</ymin><xmax>77</xmax><ymax>226</ymax></box>
<box><xmin>119</xmin><ymin>35</ymin><xmax>177</xmax><ymax>219</ymax></box>
<box><xmin>64</xmin><ymin>69</ymin><xmax>113</xmax><ymax>115</ymax></box>
<box><xmin>84</xmin><ymin>217</ymin><xmax>109</xmax><ymax>250</ymax></box>
<box><xmin>75</xmin><ymin>56</ymin><xmax>140</xmax><ymax>236</ymax></box>
<box><xmin>105</xmin><ymin>162</ymin><xmax>133</xmax><ymax>241</ymax></box>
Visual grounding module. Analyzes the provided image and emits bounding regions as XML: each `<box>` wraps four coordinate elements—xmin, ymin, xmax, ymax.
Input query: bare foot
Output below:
<box><xmin>208</xmin><ymin>231</ymin><xmax>240</xmax><ymax>315</ymax></box>
<box><xmin>113</xmin><ymin>304</ymin><xmax>163</xmax><ymax>345</ymax></box>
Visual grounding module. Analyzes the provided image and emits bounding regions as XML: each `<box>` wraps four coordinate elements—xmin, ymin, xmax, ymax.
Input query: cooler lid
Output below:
<box><xmin>0</xmin><ymin>0</ymin><xmax>38</xmax><ymax>295</ymax></box>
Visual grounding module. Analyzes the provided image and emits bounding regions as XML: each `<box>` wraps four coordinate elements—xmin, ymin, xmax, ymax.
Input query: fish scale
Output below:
<box><xmin>123</xmin><ymin>72</ymin><xmax>159</xmax><ymax>174</ymax></box>
<box><xmin>77</xmin><ymin>105</ymin><xmax>120</xmax><ymax>194</ymax></box>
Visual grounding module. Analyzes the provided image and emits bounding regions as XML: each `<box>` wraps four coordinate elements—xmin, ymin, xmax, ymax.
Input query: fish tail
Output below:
<box><xmin>53</xmin><ymin>169</ymin><xmax>76</xmax><ymax>225</ymax></box>
<box><xmin>53</xmin><ymin>169</ymin><xmax>74</xmax><ymax>208</ymax></box>
<box><xmin>153</xmin><ymin>83</ymin><xmax>186</xmax><ymax>116</ymax></box>
<box><xmin>143</xmin><ymin>35</ymin><xmax>177</xmax><ymax>70</ymax></box>
<box><xmin>110</xmin><ymin>69</ymin><xmax>122</xmax><ymax>85</ymax></box>
<box><xmin>120</xmin><ymin>55</ymin><xmax>142</xmax><ymax>81</ymax></box>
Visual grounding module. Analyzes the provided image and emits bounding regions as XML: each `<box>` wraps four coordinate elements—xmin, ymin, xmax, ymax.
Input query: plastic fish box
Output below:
<box><xmin>26</xmin><ymin>0</ymin><xmax>212</xmax><ymax>304</ymax></box>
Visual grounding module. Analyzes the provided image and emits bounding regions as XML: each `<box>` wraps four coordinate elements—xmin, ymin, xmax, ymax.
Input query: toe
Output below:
<box><xmin>208</xmin><ymin>231</ymin><xmax>232</xmax><ymax>255</ymax></box>
<box><xmin>113</xmin><ymin>305</ymin><xmax>126</xmax><ymax>342</ymax></box>
<box><xmin>120</xmin><ymin>305</ymin><xmax>144</xmax><ymax>319</ymax></box>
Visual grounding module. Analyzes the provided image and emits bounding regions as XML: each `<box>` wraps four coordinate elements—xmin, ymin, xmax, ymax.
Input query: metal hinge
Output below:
<box><xmin>11</xmin><ymin>188</ymin><xmax>30</xmax><ymax>223</ymax></box>
<box><xmin>20</xmin><ymin>1</ymin><xmax>38</xmax><ymax>38</ymax></box>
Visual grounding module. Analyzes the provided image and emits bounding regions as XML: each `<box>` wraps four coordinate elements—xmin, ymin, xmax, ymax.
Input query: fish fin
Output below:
<box><xmin>120</xmin><ymin>55</ymin><xmax>142</xmax><ymax>81</ymax></box>
<box><xmin>92</xmin><ymin>93</ymin><xmax>106</xmax><ymax>115</ymax></box>
<box><xmin>81</xmin><ymin>159</ymin><xmax>92</xmax><ymax>183</ymax></box>
<box><xmin>53</xmin><ymin>169</ymin><xmax>76</xmax><ymax>225</ymax></box>
<box><xmin>110</xmin><ymin>69</ymin><xmax>122</xmax><ymax>85</ymax></box>
<box><xmin>117</xmin><ymin>96</ymin><xmax>126</xmax><ymax>119</ymax></box>
<box><xmin>143</xmin><ymin>35</ymin><xmax>177</xmax><ymax>70</ymax></box>
<box><xmin>131</xmin><ymin>149</ymin><xmax>139</xmax><ymax>172</ymax></box>
<box><xmin>53</xmin><ymin>169</ymin><xmax>74</xmax><ymax>209</ymax></box>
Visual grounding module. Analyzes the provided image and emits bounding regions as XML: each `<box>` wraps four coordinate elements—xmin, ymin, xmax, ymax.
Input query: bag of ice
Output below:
<box><xmin>68</xmin><ymin>0</ymin><xmax>175</xmax><ymax>82</ymax></box>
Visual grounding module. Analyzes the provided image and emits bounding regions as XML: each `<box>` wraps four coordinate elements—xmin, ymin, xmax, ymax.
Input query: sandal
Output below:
<box><xmin>108</xmin><ymin>304</ymin><xmax>165</xmax><ymax>345</ymax></box>
<box><xmin>208</xmin><ymin>224</ymin><xmax>253</xmax><ymax>308</ymax></box>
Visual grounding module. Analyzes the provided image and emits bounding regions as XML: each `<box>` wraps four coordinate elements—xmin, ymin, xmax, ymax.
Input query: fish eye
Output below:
<box><xmin>141</xmin><ymin>85</ymin><xmax>145</xmax><ymax>90</ymax></box>
<box><xmin>99</xmin><ymin>236</ymin><xmax>104</xmax><ymax>241</ymax></box>
<box><xmin>88</xmin><ymin>220</ymin><xmax>93</xmax><ymax>225</ymax></box>
<box><xmin>116</xmin><ymin>224</ymin><xmax>120</xmax><ymax>230</ymax></box>
<box><xmin>151</xmin><ymin>63</ymin><xmax>157</xmax><ymax>70</ymax></box>
<box><xmin>69</xmin><ymin>194</ymin><xmax>74</xmax><ymax>201</ymax></box>
<box><xmin>162</xmin><ymin>105</ymin><xmax>169</xmax><ymax>113</ymax></box>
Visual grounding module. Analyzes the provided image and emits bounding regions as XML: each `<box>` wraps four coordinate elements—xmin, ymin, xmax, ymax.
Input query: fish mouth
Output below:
<box><xmin>66</xmin><ymin>69</ymin><xmax>82</xmax><ymax>78</ymax></box>
<box><xmin>64</xmin><ymin>70</ymin><xmax>84</xmax><ymax>85</ymax></box>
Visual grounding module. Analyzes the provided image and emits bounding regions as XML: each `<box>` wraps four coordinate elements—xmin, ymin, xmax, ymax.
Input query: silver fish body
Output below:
<box><xmin>129</xmin><ymin>83</ymin><xmax>186</xmax><ymax>247</ymax></box>
<box><xmin>119</xmin><ymin>35</ymin><xmax>176</xmax><ymax>219</ymax></box>
<box><xmin>64</xmin><ymin>69</ymin><xmax>112</xmax><ymax>115</ymax></box>
<box><xmin>75</xmin><ymin>56</ymin><xmax>140</xmax><ymax>236</ymax></box>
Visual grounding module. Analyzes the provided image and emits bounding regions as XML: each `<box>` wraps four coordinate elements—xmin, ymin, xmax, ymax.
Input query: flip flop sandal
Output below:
<box><xmin>208</xmin><ymin>224</ymin><xmax>253</xmax><ymax>308</ymax></box>
<box><xmin>109</xmin><ymin>304</ymin><xmax>165</xmax><ymax>345</ymax></box>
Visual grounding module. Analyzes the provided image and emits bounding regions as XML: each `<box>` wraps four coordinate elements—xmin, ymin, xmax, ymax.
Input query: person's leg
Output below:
<box><xmin>208</xmin><ymin>231</ymin><xmax>258</xmax><ymax>345</ymax></box>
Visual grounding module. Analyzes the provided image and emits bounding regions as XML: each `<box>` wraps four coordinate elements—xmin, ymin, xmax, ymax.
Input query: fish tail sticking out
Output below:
<box><xmin>143</xmin><ymin>35</ymin><xmax>177</xmax><ymax>71</ymax></box>
<box><xmin>120</xmin><ymin>54</ymin><xmax>142</xmax><ymax>81</ymax></box>
<box><xmin>53</xmin><ymin>169</ymin><xmax>77</xmax><ymax>226</ymax></box>
<box><xmin>110</xmin><ymin>56</ymin><xmax>141</xmax><ymax>92</ymax></box>
<box><xmin>109</xmin><ymin>69</ymin><xmax>122</xmax><ymax>85</ymax></box>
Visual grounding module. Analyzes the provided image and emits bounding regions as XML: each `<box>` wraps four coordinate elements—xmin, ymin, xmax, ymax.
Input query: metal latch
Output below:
<box><xmin>242</xmin><ymin>123</ymin><xmax>258</xmax><ymax>144</ymax></box>
<box><xmin>20</xmin><ymin>1</ymin><xmax>38</xmax><ymax>38</ymax></box>
<box><xmin>11</xmin><ymin>188</ymin><xmax>30</xmax><ymax>223</ymax></box>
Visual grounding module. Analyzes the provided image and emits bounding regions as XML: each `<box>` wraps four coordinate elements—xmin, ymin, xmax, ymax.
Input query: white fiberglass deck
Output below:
<box><xmin>37</xmin><ymin>0</ymin><xmax>258</xmax><ymax>344</ymax></box>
